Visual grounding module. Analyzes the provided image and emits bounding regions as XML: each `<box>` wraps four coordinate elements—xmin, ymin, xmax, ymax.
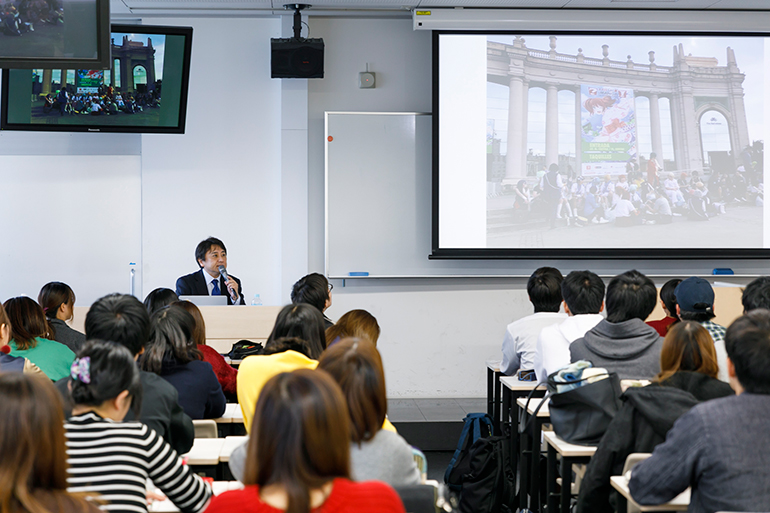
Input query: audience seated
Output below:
<box><xmin>534</xmin><ymin>270</ymin><xmax>605</xmax><ymax>382</ymax></box>
<box><xmin>742</xmin><ymin>275</ymin><xmax>770</xmax><ymax>312</ymax></box>
<box><xmin>291</xmin><ymin>272</ymin><xmax>335</xmax><ymax>328</ymax></box>
<box><xmin>326</xmin><ymin>309</ymin><xmax>381</xmax><ymax>348</ymax></box>
<box><xmin>237</xmin><ymin>308</ymin><xmax>323</xmax><ymax>432</ymax></box>
<box><xmin>645</xmin><ymin>278</ymin><xmax>681</xmax><ymax>336</ymax></box>
<box><xmin>140</xmin><ymin>306</ymin><xmax>226</xmax><ymax>419</ymax></box>
<box><xmin>3</xmin><ymin>296</ymin><xmax>75</xmax><ymax>380</ymax></box>
<box><xmin>207</xmin><ymin>369</ymin><xmax>406</xmax><ymax>513</ymax></box>
<box><xmin>629</xmin><ymin>310</ymin><xmax>770</xmax><ymax>513</ymax></box>
<box><xmin>144</xmin><ymin>287</ymin><xmax>180</xmax><ymax>315</ymax></box>
<box><xmin>501</xmin><ymin>267</ymin><xmax>567</xmax><ymax>376</ymax></box>
<box><xmin>674</xmin><ymin>277</ymin><xmax>728</xmax><ymax>381</ymax></box>
<box><xmin>0</xmin><ymin>301</ymin><xmax>42</xmax><ymax>374</ymax></box>
<box><xmin>66</xmin><ymin>340</ymin><xmax>212</xmax><ymax>513</ymax></box>
<box><xmin>570</xmin><ymin>270</ymin><xmax>663</xmax><ymax>380</ymax></box>
<box><xmin>57</xmin><ymin>293</ymin><xmax>194</xmax><ymax>454</ymax></box>
<box><xmin>576</xmin><ymin>321</ymin><xmax>734</xmax><ymax>513</ymax></box>
<box><xmin>319</xmin><ymin>338</ymin><xmax>421</xmax><ymax>486</ymax></box>
<box><xmin>38</xmin><ymin>281</ymin><xmax>86</xmax><ymax>353</ymax></box>
<box><xmin>0</xmin><ymin>373</ymin><xmax>101</xmax><ymax>513</ymax></box>
<box><xmin>173</xmin><ymin>299</ymin><xmax>238</xmax><ymax>398</ymax></box>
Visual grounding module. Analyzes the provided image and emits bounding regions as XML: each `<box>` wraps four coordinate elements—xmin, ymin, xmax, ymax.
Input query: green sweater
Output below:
<box><xmin>10</xmin><ymin>337</ymin><xmax>75</xmax><ymax>381</ymax></box>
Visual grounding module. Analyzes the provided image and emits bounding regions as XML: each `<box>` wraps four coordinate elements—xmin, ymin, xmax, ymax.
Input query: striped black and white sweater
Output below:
<box><xmin>65</xmin><ymin>412</ymin><xmax>212</xmax><ymax>513</ymax></box>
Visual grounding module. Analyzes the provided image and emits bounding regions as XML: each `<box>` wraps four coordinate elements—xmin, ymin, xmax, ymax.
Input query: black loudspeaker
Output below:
<box><xmin>271</xmin><ymin>38</ymin><xmax>324</xmax><ymax>79</ymax></box>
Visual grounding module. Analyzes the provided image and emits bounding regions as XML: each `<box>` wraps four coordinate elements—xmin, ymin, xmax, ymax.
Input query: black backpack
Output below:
<box><xmin>445</xmin><ymin>413</ymin><xmax>494</xmax><ymax>492</ymax></box>
<box><xmin>225</xmin><ymin>340</ymin><xmax>264</xmax><ymax>360</ymax></box>
<box><xmin>457</xmin><ymin>435</ymin><xmax>516</xmax><ymax>513</ymax></box>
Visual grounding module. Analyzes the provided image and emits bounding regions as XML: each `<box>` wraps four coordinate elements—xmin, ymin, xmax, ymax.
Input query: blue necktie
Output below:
<box><xmin>211</xmin><ymin>279</ymin><xmax>220</xmax><ymax>296</ymax></box>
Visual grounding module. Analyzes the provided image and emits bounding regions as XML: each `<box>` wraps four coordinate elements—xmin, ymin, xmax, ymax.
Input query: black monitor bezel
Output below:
<box><xmin>0</xmin><ymin>23</ymin><xmax>193</xmax><ymax>134</ymax></box>
<box><xmin>431</xmin><ymin>29</ymin><xmax>770</xmax><ymax>260</ymax></box>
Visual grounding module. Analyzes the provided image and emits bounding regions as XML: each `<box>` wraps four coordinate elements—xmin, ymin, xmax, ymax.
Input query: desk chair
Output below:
<box><xmin>393</xmin><ymin>485</ymin><xmax>438</xmax><ymax>513</ymax></box>
<box><xmin>622</xmin><ymin>453</ymin><xmax>652</xmax><ymax>513</ymax></box>
<box><xmin>193</xmin><ymin>419</ymin><xmax>218</xmax><ymax>438</ymax></box>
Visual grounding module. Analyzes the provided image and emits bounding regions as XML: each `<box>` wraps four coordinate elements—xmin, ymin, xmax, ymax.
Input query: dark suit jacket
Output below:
<box><xmin>55</xmin><ymin>370</ymin><xmax>195</xmax><ymax>455</ymax></box>
<box><xmin>176</xmin><ymin>269</ymin><xmax>245</xmax><ymax>305</ymax></box>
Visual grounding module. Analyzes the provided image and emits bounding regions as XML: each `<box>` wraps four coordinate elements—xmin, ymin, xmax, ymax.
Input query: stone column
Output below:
<box><xmin>649</xmin><ymin>93</ymin><xmax>664</xmax><ymax>167</ymax></box>
<box><xmin>504</xmin><ymin>75</ymin><xmax>526</xmax><ymax>182</ymax></box>
<box><xmin>41</xmin><ymin>69</ymin><xmax>52</xmax><ymax>95</ymax></box>
<box><xmin>673</xmin><ymin>80</ymin><xmax>703</xmax><ymax>174</ymax></box>
<box><xmin>545</xmin><ymin>83</ymin><xmax>559</xmax><ymax>168</ymax></box>
<box><xmin>520</xmin><ymin>80</ymin><xmax>529</xmax><ymax>177</ymax></box>
<box><xmin>575</xmin><ymin>86</ymin><xmax>582</xmax><ymax>174</ymax></box>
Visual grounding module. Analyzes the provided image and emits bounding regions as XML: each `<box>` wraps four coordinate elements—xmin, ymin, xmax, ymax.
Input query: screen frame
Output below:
<box><xmin>0</xmin><ymin>23</ymin><xmax>193</xmax><ymax>134</ymax></box>
<box><xmin>0</xmin><ymin>0</ymin><xmax>111</xmax><ymax>70</ymax></box>
<box><xmin>431</xmin><ymin>29</ymin><xmax>770</xmax><ymax>260</ymax></box>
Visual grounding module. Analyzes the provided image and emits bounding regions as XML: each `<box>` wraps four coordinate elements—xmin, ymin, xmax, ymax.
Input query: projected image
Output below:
<box><xmin>474</xmin><ymin>35</ymin><xmax>765</xmax><ymax>250</ymax></box>
<box><xmin>29</xmin><ymin>32</ymin><xmax>166</xmax><ymax>126</ymax></box>
<box><xmin>0</xmin><ymin>0</ymin><xmax>64</xmax><ymax>55</ymax></box>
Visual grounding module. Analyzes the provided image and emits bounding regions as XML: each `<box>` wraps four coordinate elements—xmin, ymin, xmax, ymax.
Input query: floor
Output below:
<box><xmin>387</xmin><ymin>397</ymin><xmax>487</xmax><ymax>422</ymax></box>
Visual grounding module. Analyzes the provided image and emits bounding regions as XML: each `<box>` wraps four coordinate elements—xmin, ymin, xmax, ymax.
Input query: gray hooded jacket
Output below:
<box><xmin>569</xmin><ymin>318</ymin><xmax>663</xmax><ymax>380</ymax></box>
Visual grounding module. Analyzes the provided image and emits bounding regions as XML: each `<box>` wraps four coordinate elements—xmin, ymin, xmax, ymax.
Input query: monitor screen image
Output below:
<box><xmin>0</xmin><ymin>0</ymin><xmax>110</xmax><ymax>69</ymax></box>
<box><xmin>433</xmin><ymin>32</ymin><xmax>768</xmax><ymax>259</ymax></box>
<box><xmin>1</xmin><ymin>24</ymin><xmax>193</xmax><ymax>133</ymax></box>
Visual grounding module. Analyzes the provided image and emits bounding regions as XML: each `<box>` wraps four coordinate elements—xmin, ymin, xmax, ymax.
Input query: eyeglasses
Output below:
<box><xmin>328</xmin><ymin>283</ymin><xmax>334</xmax><ymax>292</ymax></box>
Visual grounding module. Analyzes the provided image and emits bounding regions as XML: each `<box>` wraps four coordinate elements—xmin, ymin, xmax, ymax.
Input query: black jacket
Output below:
<box><xmin>175</xmin><ymin>269</ymin><xmax>245</xmax><ymax>305</ymax></box>
<box><xmin>55</xmin><ymin>370</ymin><xmax>195</xmax><ymax>455</ymax></box>
<box><xmin>576</xmin><ymin>371</ymin><xmax>734</xmax><ymax>513</ymax></box>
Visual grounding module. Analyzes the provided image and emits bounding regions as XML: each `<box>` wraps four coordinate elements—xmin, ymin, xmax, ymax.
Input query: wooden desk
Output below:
<box><xmin>149</xmin><ymin>481</ymin><xmax>244</xmax><ymax>512</ymax></box>
<box><xmin>73</xmin><ymin>305</ymin><xmax>281</xmax><ymax>355</ymax></box>
<box><xmin>182</xmin><ymin>438</ymin><xmax>226</xmax><ymax>479</ymax></box>
<box><xmin>516</xmin><ymin>396</ymin><xmax>550</xmax><ymax>512</ymax></box>
<box><xmin>544</xmin><ymin>431</ymin><xmax>596</xmax><ymax>513</ymax></box>
<box><xmin>486</xmin><ymin>360</ymin><xmax>503</xmax><ymax>430</ymax></box>
<box><xmin>610</xmin><ymin>475</ymin><xmax>690</xmax><ymax>512</ymax></box>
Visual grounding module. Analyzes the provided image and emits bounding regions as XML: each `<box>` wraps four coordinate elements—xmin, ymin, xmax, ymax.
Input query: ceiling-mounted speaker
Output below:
<box><xmin>271</xmin><ymin>38</ymin><xmax>325</xmax><ymax>79</ymax></box>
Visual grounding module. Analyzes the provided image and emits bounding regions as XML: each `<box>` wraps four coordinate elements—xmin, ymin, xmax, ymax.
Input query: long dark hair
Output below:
<box><xmin>70</xmin><ymin>340</ymin><xmax>143</xmax><ymax>417</ymax></box>
<box><xmin>243</xmin><ymin>369</ymin><xmax>350</xmax><ymax>513</ymax></box>
<box><xmin>3</xmin><ymin>297</ymin><xmax>53</xmax><ymax>350</ymax></box>
<box><xmin>317</xmin><ymin>338</ymin><xmax>387</xmax><ymax>444</ymax></box>
<box><xmin>143</xmin><ymin>288</ymin><xmax>179</xmax><ymax>316</ymax></box>
<box><xmin>141</xmin><ymin>306</ymin><xmax>202</xmax><ymax>374</ymax></box>
<box><xmin>0</xmin><ymin>373</ymin><xmax>94</xmax><ymax>513</ymax></box>
<box><xmin>37</xmin><ymin>281</ymin><xmax>76</xmax><ymax>328</ymax></box>
<box><xmin>266</xmin><ymin>304</ymin><xmax>326</xmax><ymax>359</ymax></box>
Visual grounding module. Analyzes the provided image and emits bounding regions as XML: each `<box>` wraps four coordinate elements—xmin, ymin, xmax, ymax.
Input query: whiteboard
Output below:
<box><xmin>324</xmin><ymin>112</ymin><xmax>770</xmax><ymax>279</ymax></box>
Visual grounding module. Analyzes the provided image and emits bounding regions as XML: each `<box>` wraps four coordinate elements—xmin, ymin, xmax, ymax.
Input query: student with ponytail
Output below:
<box><xmin>65</xmin><ymin>340</ymin><xmax>212</xmax><ymax>513</ymax></box>
<box><xmin>38</xmin><ymin>281</ymin><xmax>86</xmax><ymax>353</ymax></box>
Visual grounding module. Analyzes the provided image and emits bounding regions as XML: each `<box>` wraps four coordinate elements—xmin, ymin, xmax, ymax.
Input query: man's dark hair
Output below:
<box><xmin>561</xmin><ymin>271</ymin><xmax>605</xmax><ymax>315</ymax></box>
<box><xmin>660</xmin><ymin>278</ymin><xmax>682</xmax><ymax>319</ymax></box>
<box><xmin>678</xmin><ymin>310</ymin><xmax>716</xmax><ymax>323</ymax></box>
<box><xmin>605</xmin><ymin>270</ymin><xmax>657</xmax><ymax>323</ymax></box>
<box><xmin>724</xmin><ymin>309</ymin><xmax>770</xmax><ymax>394</ymax></box>
<box><xmin>527</xmin><ymin>267</ymin><xmax>564</xmax><ymax>313</ymax></box>
<box><xmin>290</xmin><ymin>273</ymin><xmax>330</xmax><ymax>313</ymax></box>
<box><xmin>742</xmin><ymin>277</ymin><xmax>770</xmax><ymax>313</ymax></box>
<box><xmin>85</xmin><ymin>294</ymin><xmax>151</xmax><ymax>356</ymax></box>
<box><xmin>195</xmin><ymin>237</ymin><xmax>227</xmax><ymax>267</ymax></box>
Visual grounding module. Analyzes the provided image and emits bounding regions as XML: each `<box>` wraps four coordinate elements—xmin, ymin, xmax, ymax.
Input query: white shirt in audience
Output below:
<box><xmin>501</xmin><ymin>311</ymin><xmax>567</xmax><ymax>376</ymax></box>
<box><xmin>613</xmin><ymin>198</ymin><xmax>636</xmax><ymax>218</ymax></box>
<box><xmin>534</xmin><ymin>313</ymin><xmax>604</xmax><ymax>382</ymax></box>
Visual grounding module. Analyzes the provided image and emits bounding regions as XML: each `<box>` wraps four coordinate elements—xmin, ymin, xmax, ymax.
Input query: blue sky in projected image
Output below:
<box><xmin>488</xmin><ymin>34</ymin><xmax>764</xmax><ymax>145</ymax></box>
<box><xmin>112</xmin><ymin>33</ymin><xmax>166</xmax><ymax>79</ymax></box>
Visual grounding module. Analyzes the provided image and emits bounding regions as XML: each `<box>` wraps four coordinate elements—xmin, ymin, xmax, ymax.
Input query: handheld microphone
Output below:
<box><xmin>0</xmin><ymin>345</ymin><xmax>10</xmax><ymax>354</ymax></box>
<box><xmin>218</xmin><ymin>265</ymin><xmax>238</xmax><ymax>301</ymax></box>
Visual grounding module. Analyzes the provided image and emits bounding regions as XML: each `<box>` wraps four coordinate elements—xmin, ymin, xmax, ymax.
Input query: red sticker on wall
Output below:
<box><xmin>328</xmin><ymin>136</ymin><xmax>333</xmax><ymax>142</ymax></box>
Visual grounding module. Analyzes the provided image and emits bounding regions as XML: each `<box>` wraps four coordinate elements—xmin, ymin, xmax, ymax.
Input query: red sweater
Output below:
<box><xmin>198</xmin><ymin>344</ymin><xmax>238</xmax><ymax>396</ymax></box>
<box><xmin>646</xmin><ymin>316</ymin><xmax>677</xmax><ymax>337</ymax></box>
<box><xmin>205</xmin><ymin>478</ymin><xmax>405</xmax><ymax>513</ymax></box>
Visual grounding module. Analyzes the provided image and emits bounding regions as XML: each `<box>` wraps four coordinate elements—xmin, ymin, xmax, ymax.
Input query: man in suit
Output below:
<box><xmin>176</xmin><ymin>237</ymin><xmax>245</xmax><ymax>305</ymax></box>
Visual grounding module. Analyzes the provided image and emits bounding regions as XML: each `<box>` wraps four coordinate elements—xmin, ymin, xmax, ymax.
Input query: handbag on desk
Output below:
<box><xmin>545</xmin><ymin>364</ymin><xmax>622</xmax><ymax>446</ymax></box>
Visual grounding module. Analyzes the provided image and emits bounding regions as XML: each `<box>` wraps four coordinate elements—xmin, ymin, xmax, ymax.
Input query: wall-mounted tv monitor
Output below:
<box><xmin>1</xmin><ymin>24</ymin><xmax>193</xmax><ymax>134</ymax></box>
<box><xmin>0</xmin><ymin>0</ymin><xmax>110</xmax><ymax>69</ymax></box>
<box><xmin>433</xmin><ymin>31</ymin><xmax>769</xmax><ymax>259</ymax></box>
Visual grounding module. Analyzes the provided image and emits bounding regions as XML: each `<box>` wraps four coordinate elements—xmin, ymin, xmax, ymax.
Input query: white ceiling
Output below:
<box><xmin>110</xmin><ymin>0</ymin><xmax>770</xmax><ymax>18</ymax></box>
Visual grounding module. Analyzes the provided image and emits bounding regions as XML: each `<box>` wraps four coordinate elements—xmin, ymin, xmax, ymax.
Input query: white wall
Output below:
<box><xmin>141</xmin><ymin>17</ymin><xmax>284</xmax><ymax>304</ymax></box>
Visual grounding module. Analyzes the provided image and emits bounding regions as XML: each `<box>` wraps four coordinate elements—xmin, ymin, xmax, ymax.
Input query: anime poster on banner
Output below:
<box><xmin>580</xmin><ymin>85</ymin><xmax>637</xmax><ymax>177</ymax></box>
